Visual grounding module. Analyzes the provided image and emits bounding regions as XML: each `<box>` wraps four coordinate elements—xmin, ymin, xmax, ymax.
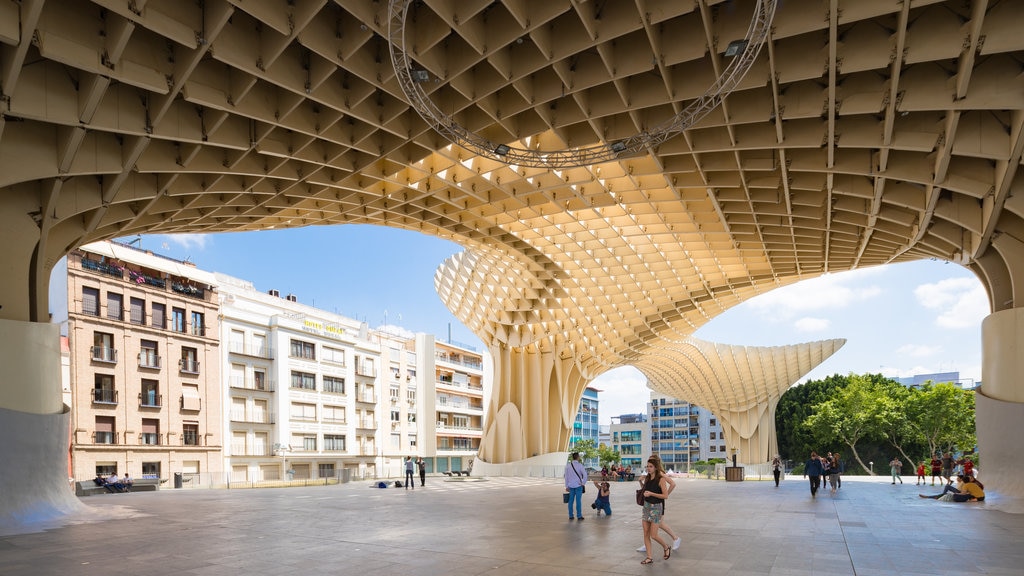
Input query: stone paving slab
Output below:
<box><xmin>1</xmin><ymin>475</ymin><xmax>1022</xmax><ymax>576</ymax></box>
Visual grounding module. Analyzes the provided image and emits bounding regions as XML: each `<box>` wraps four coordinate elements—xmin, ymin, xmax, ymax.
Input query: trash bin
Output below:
<box><xmin>173</xmin><ymin>472</ymin><xmax>183</xmax><ymax>489</ymax></box>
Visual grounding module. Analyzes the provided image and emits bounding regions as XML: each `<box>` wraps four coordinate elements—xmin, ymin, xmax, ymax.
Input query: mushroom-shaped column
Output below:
<box><xmin>637</xmin><ymin>338</ymin><xmax>846</xmax><ymax>465</ymax></box>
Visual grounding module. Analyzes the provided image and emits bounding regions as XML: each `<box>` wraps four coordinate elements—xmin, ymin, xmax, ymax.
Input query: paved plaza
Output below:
<box><xmin>1</xmin><ymin>474</ymin><xmax>1022</xmax><ymax>576</ymax></box>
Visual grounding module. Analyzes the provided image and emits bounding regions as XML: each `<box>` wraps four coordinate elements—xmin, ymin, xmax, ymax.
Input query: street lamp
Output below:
<box><xmin>869</xmin><ymin>461</ymin><xmax>874</xmax><ymax>475</ymax></box>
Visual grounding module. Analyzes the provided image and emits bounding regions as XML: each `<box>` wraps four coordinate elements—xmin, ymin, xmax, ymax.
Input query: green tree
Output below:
<box><xmin>569</xmin><ymin>438</ymin><xmax>598</xmax><ymax>463</ymax></box>
<box><xmin>776</xmin><ymin>374</ymin><xmax>848</xmax><ymax>461</ymax></box>
<box><xmin>874</xmin><ymin>377</ymin><xmax>925</xmax><ymax>471</ymax></box>
<box><xmin>596</xmin><ymin>443</ymin><xmax>621</xmax><ymax>468</ymax></box>
<box><xmin>805</xmin><ymin>374</ymin><xmax>890</xmax><ymax>474</ymax></box>
<box><xmin>905</xmin><ymin>381</ymin><xmax>976</xmax><ymax>458</ymax></box>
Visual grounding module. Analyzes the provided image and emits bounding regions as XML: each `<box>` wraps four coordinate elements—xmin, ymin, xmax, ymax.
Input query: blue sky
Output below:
<box><xmin>119</xmin><ymin>226</ymin><xmax>989</xmax><ymax>425</ymax></box>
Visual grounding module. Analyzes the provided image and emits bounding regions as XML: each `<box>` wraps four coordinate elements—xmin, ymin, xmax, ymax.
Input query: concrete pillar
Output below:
<box><xmin>977</xmin><ymin>308</ymin><xmax>1024</xmax><ymax>512</ymax></box>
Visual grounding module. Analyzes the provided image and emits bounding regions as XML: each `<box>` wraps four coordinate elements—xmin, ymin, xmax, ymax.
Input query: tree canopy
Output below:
<box><xmin>776</xmin><ymin>373</ymin><xmax>976</xmax><ymax>474</ymax></box>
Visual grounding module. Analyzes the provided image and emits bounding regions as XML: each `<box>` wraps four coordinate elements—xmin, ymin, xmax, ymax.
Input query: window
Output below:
<box><xmin>82</xmin><ymin>286</ymin><xmax>100</xmax><ymax>316</ymax></box>
<box><xmin>182</xmin><ymin>423</ymin><xmax>199</xmax><ymax>446</ymax></box>
<box><xmin>253</xmin><ymin>334</ymin><xmax>267</xmax><ymax>357</ymax></box>
<box><xmin>95</xmin><ymin>416</ymin><xmax>115</xmax><ymax>444</ymax></box>
<box><xmin>318</xmin><ymin>463</ymin><xmax>336</xmax><ymax>477</ymax></box>
<box><xmin>290</xmin><ymin>371</ymin><xmax>315</xmax><ymax>390</ymax></box>
<box><xmin>323</xmin><ymin>376</ymin><xmax>345</xmax><ymax>394</ymax></box>
<box><xmin>171</xmin><ymin>307</ymin><xmax>186</xmax><ymax>332</ymax></box>
<box><xmin>139</xmin><ymin>340</ymin><xmax>160</xmax><ymax>369</ymax></box>
<box><xmin>180</xmin><ymin>347</ymin><xmax>199</xmax><ymax>373</ymax></box>
<box><xmin>142</xmin><ymin>462</ymin><xmax>160</xmax><ymax>477</ymax></box>
<box><xmin>230</xmin><ymin>364</ymin><xmax>245</xmax><ymax>389</ymax></box>
<box><xmin>391</xmin><ymin>410</ymin><xmax>400</xmax><ymax>422</ymax></box>
<box><xmin>407</xmin><ymin>413</ymin><xmax>416</xmax><ymax>423</ymax></box>
<box><xmin>322</xmin><ymin>346</ymin><xmax>345</xmax><ymax>365</ymax></box>
<box><xmin>710</xmin><ymin>418</ymin><xmax>717</xmax><ymax>426</ymax></box>
<box><xmin>129</xmin><ymin>297</ymin><xmax>146</xmax><ymax>325</ymax></box>
<box><xmin>229</xmin><ymin>329</ymin><xmax>244</xmax><ymax>354</ymax></box>
<box><xmin>323</xmin><ymin>435</ymin><xmax>345</xmax><ymax>451</ymax></box>
<box><xmin>92</xmin><ymin>332</ymin><xmax>117</xmax><ymax>363</ymax></box>
<box><xmin>151</xmin><ymin>302</ymin><xmax>166</xmax><ymax>329</ymax></box>
<box><xmin>94</xmin><ymin>374</ymin><xmax>116</xmax><ymax>403</ymax></box>
<box><xmin>407</xmin><ymin>390</ymin><xmax>416</xmax><ymax>403</ymax></box>
<box><xmin>710</xmin><ymin>446</ymin><xmax>717</xmax><ymax>452</ymax></box>
<box><xmin>181</xmin><ymin>384</ymin><xmax>201</xmax><ymax>411</ymax></box>
<box><xmin>710</xmin><ymin>432</ymin><xmax>716</xmax><ymax>440</ymax></box>
<box><xmin>389</xmin><ymin>386</ymin><xmax>400</xmax><ymax>400</ymax></box>
<box><xmin>290</xmin><ymin>402</ymin><xmax>317</xmax><ymax>421</ymax></box>
<box><xmin>290</xmin><ymin>339</ymin><xmax>315</xmax><ymax>360</ymax></box>
<box><xmin>291</xmin><ymin>435</ymin><xmax>316</xmax><ymax>451</ymax></box>
<box><xmin>96</xmin><ymin>462</ymin><xmax>117</xmax><ymax>476</ymax></box>
<box><xmin>106</xmin><ymin>292</ymin><xmax>123</xmax><ymax>321</ymax></box>
<box><xmin>409</xmin><ymin>435</ymin><xmax>417</xmax><ymax>447</ymax></box>
<box><xmin>720</xmin><ymin>445</ymin><xmax>726</xmax><ymax>452</ymax></box>
<box><xmin>141</xmin><ymin>418</ymin><xmax>160</xmax><ymax>445</ymax></box>
<box><xmin>322</xmin><ymin>405</ymin><xmax>345</xmax><ymax>423</ymax></box>
<box><xmin>190</xmin><ymin>311</ymin><xmax>205</xmax><ymax>336</ymax></box>
<box><xmin>254</xmin><ymin>370</ymin><xmax>267</xmax><ymax>391</ymax></box>
<box><xmin>390</xmin><ymin>433</ymin><xmax>400</xmax><ymax>448</ymax></box>
<box><xmin>140</xmin><ymin>380</ymin><xmax>160</xmax><ymax>407</ymax></box>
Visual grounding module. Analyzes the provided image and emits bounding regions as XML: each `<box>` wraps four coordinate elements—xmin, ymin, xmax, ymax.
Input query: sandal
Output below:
<box><xmin>663</xmin><ymin>547</ymin><xmax>671</xmax><ymax>560</ymax></box>
<box><xmin>640</xmin><ymin>558</ymin><xmax>653</xmax><ymax>565</ymax></box>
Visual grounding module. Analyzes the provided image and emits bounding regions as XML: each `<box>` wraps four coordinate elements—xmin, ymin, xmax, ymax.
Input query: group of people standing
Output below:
<box><xmin>564</xmin><ymin>452</ymin><xmax>682</xmax><ymax>566</ymax></box>
<box><xmin>403</xmin><ymin>456</ymin><xmax>426</xmax><ymax>489</ymax></box>
<box><xmin>803</xmin><ymin>451</ymin><xmax>843</xmax><ymax>496</ymax></box>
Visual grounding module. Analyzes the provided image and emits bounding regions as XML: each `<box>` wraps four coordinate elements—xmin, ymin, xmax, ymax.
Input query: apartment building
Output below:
<box><xmin>66</xmin><ymin>241</ymin><xmax>223</xmax><ymax>482</ymax></box>
<box><xmin>570</xmin><ymin>386</ymin><xmax>600</xmax><ymax>467</ymax></box>
<box><xmin>649</xmin><ymin>391</ymin><xmax>724</xmax><ymax>471</ymax></box>
<box><xmin>218</xmin><ymin>274</ymin><xmax>389</xmax><ymax>482</ymax></box>
<box><xmin>610</xmin><ymin>413</ymin><xmax>649</xmax><ymax>470</ymax></box>
<box><xmin>419</xmin><ymin>336</ymin><xmax>486</xmax><ymax>475</ymax></box>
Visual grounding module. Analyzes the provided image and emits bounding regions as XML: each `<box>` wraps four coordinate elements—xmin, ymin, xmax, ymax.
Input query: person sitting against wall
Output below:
<box><xmin>122</xmin><ymin>472</ymin><xmax>134</xmax><ymax>493</ymax></box>
<box><xmin>919</xmin><ymin>474</ymin><xmax>985</xmax><ymax>502</ymax></box>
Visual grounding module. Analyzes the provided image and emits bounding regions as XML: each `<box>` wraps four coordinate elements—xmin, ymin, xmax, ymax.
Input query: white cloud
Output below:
<box><xmin>793</xmin><ymin>317</ymin><xmax>830</xmax><ymax>332</ymax></box>
<box><xmin>375</xmin><ymin>324</ymin><xmax>415</xmax><ymax>339</ymax></box>
<box><xmin>590</xmin><ymin>366</ymin><xmax>650</xmax><ymax>423</ymax></box>
<box><xmin>163</xmin><ymin>234</ymin><xmax>211</xmax><ymax>251</ymax></box>
<box><xmin>895</xmin><ymin>343</ymin><xmax>940</xmax><ymax>358</ymax></box>
<box><xmin>914</xmin><ymin>278</ymin><xmax>988</xmax><ymax>329</ymax></box>
<box><xmin>746</xmin><ymin>270</ymin><xmax>883</xmax><ymax>319</ymax></box>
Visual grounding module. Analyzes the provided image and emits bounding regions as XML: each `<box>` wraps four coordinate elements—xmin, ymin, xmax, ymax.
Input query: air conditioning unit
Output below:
<box><xmin>286</xmin><ymin>294</ymin><xmax>297</xmax><ymax>302</ymax></box>
<box><xmin>268</xmin><ymin>289</ymin><xmax>280</xmax><ymax>297</ymax></box>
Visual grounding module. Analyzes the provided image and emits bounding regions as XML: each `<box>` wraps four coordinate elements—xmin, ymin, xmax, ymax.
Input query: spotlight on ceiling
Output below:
<box><xmin>410</xmin><ymin>69</ymin><xmax>430</xmax><ymax>82</ymax></box>
<box><xmin>724</xmin><ymin>40</ymin><xmax>748</xmax><ymax>57</ymax></box>
<box><xmin>609</xmin><ymin>141</ymin><xmax>627</xmax><ymax>153</ymax></box>
<box><xmin>494</xmin><ymin>144</ymin><xmax>511</xmax><ymax>156</ymax></box>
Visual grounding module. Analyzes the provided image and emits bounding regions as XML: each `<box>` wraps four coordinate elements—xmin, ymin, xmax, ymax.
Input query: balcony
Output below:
<box><xmin>138</xmin><ymin>352</ymin><xmax>161</xmax><ymax>369</ymax></box>
<box><xmin>355</xmin><ymin>394</ymin><xmax>377</xmax><ymax>405</ymax></box>
<box><xmin>229</xmin><ymin>377</ymin><xmax>275</xmax><ymax>392</ymax></box>
<box><xmin>139</xmin><ymin>433</ymin><xmax>161</xmax><ymax>446</ymax></box>
<box><xmin>80</xmin><ymin>258</ymin><xmax>124</xmax><ymax>279</ymax></box>
<box><xmin>230</xmin><ymin>411</ymin><xmax>276</xmax><ymax>424</ymax></box>
<box><xmin>179</xmin><ymin>358</ymin><xmax>200</xmax><ymax>374</ymax></box>
<box><xmin>356</xmin><ymin>419</ymin><xmax>376</xmax><ymax>430</ymax></box>
<box><xmin>91</xmin><ymin>346</ymin><xmax>118</xmax><ymax>364</ymax></box>
<box><xmin>93</xmin><ymin>389</ymin><xmax>118</xmax><ymax>404</ymax></box>
<box><xmin>138</xmin><ymin>393</ymin><xmax>162</xmax><ymax>408</ymax></box>
<box><xmin>93</xmin><ymin>431</ymin><xmax>117</xmax><ymax>444</ymax></box>
<box><xmin>355</xmin><ymin>364</ymin><xmax>376</xmax><ymax>378</ymax></box>
<box><xmin>228</xmin><ymin>341</ymin><xmax>273</xmax><ymax>359</ymax></box>
<box><xmin>171</xmin><ymin>282</ymin><xmax>205</xmax><ymax>300</ymax></box>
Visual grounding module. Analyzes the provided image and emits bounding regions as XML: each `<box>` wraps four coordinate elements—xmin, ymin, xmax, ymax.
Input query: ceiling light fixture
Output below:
<box><xmin>388</xmin><ymin>0</ymin><xmax>777</xmax><ymax>168</ymax></box>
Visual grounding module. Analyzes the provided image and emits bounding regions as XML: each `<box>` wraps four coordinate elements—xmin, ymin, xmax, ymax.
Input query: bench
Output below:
<box><xmin>75</xmin><ymin>477</ymin><xmax>165</xmax><ymax>497</ymax></box>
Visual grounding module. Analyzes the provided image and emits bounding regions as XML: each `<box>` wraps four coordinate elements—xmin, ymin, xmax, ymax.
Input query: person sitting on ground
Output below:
<box><xmin>919</xmin><ymin>474</ymin><xmax>985</xmax><ymax>502</ymax></box>
<box><xmin>591</xmin><ymin>480</ymin><xmax>612</xmax><ymax>516</ymax></box>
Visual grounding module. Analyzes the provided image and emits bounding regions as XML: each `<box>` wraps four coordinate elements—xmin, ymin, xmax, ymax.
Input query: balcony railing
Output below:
<box><xmin>179</xmin><ymin>358</ymin><xmax>200</xmax><ymax>374</ymax></box>
<box><xmin>228</xmin><ymin>341</ymin><xmax>273</xmax><ymax>359</ymax></box>
<box><xmin>139</xmin><ymin>393</ymin><xmax>162</xmax><ymax>408</ymax></box>
<box><xmin>93</xmin><ymin>431</ymin><xmax>117</xmax><ymax>444</ymax></box>
<box><xmin>181</xmin><ymin>434</ymin><xmax>203</xmax><ymax>446</ymax></box>
<box><xmin>230</xmin><ymin>411</ymin><xmax>276</xmax><ymax>424</ymax></box>
<box><xmin>171</xmin><ymin>282</ymin><xmax>205</xmax><ymax>299</ymax></box>
<box><xmin>93</xmin><ymin>389</ymin><xmax>118</xmax><ymax>404</ymax></box>
<box><xmin>355</xmin><ymin>394</ymin><xmax>377</xmax><ymax>404</ymax></box>
<box><xmin>229</xmin><ymin>377</ymin><xmax>275</xmax><ymax>392</ymax></box>
<box><xmin>139</xmin><ymin>433</ymin><xmax>161</xmax><ymax>445</ymax></box>
<box><xmin>80</xmin><ymin>258</ymin><xmax>124</xmax><ymax>279</ymax></box>
<box><xmin>91</xmin><ymin>346</ymin><xmax>118</xmax><ymax>363</ymax></box>
<box><xmin>356</xmin><ymin>419</ymin><xmax>376</xmax><ymax>429</ymax></box>
<box><xmin>138</xmin><ymin>352</ymin><xmax>161</xmax><ymax>369</ymax></box>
